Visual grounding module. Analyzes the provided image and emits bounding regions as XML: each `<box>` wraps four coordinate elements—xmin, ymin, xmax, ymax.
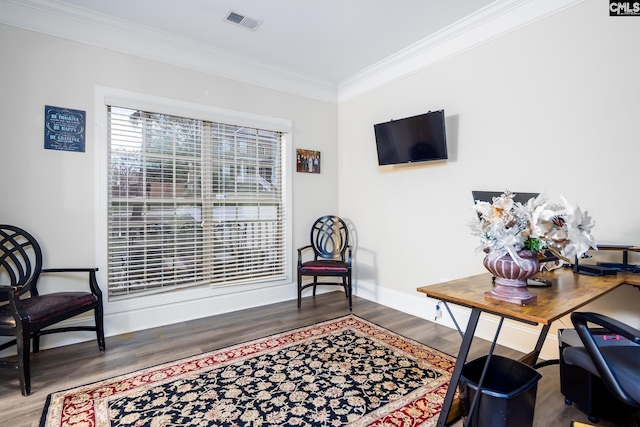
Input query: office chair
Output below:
<box><xmin>563</xmin><ymin>312</ymin><xmax>640</xmax><ymax>424</ymax></box>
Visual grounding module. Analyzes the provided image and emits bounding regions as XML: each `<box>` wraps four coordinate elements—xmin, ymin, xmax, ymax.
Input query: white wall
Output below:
<box><xmin>338</xmin><ymin>0</ymin><xmax>640</xmax><ymax>359</ymax></box>
<box><xmin>2</xmin><ymin>0</ymin><xmax>639</xmax><ymax>361</ymax></box>
<box><xmin>0</xmin><ymin>24</ymin><xmax>338</xmax><ymax>349</ymax></box>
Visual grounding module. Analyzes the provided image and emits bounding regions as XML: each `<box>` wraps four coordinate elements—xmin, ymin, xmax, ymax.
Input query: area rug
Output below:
<box><xmin>40</xmin><ymin>314</ymin><xmax>456</xmax><ymax>427</ymax></box>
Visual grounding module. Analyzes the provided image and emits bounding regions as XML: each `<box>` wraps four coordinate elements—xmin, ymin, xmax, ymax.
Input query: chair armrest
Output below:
<box><xmin>297</xmin><ymin>245</ymin><xmax>313</xmax><ymax>265</ymax></box>
<box><xmin>0</xmin><ymin>284</ymin><xmax>28</xmax><ymax>319</ymax></box>
<box><xmin>0</xmin><ymin>285</ymin><xmax>20</xmax><ymax>303</ymax></box>
<box><xmin>346</xmin><ymin>245</ymin><xmax>353</xmax><ymax>267</ymax></box>
<box><xmin>40</xmin><ymin>268</ymin><xmax>102</xmax><ymax>298</ymax></box>
<box><xmin>571</xmin><ymin>312</ymin><xmax>640</xmax><ymax>345</ymax></box>
<box><xmin>0</xmin><ymin>284</ymin><xmax>17</xmax><ymax>293</ymax></box>
<box><xmin>571</xmin><ymin>311</ymin><xmax>640</xmax><ymax>406</ymax></box>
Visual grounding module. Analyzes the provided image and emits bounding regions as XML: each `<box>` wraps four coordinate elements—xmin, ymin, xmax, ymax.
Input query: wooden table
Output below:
<box><xmin>417</xmin><ymin>267</ymin><xmax>640</xmax><ymax>427</ymax></box>
<box><xmin>595</xmin><ymin>244</ymin><xmax>640</xmax><ymax>271</ymax></box>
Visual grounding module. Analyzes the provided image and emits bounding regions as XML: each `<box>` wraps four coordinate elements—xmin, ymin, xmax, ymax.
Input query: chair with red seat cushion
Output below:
<box><xmin>297</xmin><ymin>216</ymin><xmax>352</xmax><ymax>310</ymax></box>
<box><xmin>0</xmin><ymin>225</ymin><xmax>105</xmax><ymax>395</ymax></box>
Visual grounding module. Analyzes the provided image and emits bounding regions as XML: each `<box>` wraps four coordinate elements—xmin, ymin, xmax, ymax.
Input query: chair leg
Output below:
<box><xmin>297</xmin><ymin>271</ymin><xmax>302</xmax><ymax>309</ymax></box>
<box><xmin>347</xmin><ymin>275</ymin><xmax>352</xmax><ymax>311</ymax></box>
<box><xmin>16</xmin><ymin>327</ymin><xmax>31</xmax><ymax>396</ymax></box>
<box><xmin>342</xmin><ymin>278</ymin><xmax>348</xmax><ymax>299</ymax></box>
<box><xmin>313</xmin><ymin>276</ymin><xmax>318</xmax><ymax>296</ymax></box>
<box><xmin>32</xmin><ymin>330</ymin><xmax>41</xmax><ymax>354</ymax></box>
<box><xmin>95</xmin><ymin>304</ymin><xmax>106</xmax><ymax>351</ymax></box>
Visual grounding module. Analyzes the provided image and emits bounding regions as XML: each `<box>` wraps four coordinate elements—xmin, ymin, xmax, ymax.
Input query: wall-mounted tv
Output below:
<box><xmin>374</xmin><ymin>109</ymin><xmax>447</xmax><ymax>166</ymax></box>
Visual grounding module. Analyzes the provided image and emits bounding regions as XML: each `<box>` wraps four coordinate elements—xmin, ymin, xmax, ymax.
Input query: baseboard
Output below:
<box><xmin>353</xmin><ymin>280</ymin><xmax>560</xmax><ymax>361</ymax></box>
<box><xmin>0</xmin><ymin>281</ymin><xmax>301</xmax><ymax>357</ymax></box>
<box><xmin>0</xmin><ymin>279</ymin><xmax>560</xmax><ymax>361</ymax></box>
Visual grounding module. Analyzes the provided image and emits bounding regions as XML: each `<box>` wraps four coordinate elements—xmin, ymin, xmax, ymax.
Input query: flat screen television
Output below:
<box><xmin>374</xmin><ymin>109</ymin><xmax>447</xmax><ymax>166</ymax></box>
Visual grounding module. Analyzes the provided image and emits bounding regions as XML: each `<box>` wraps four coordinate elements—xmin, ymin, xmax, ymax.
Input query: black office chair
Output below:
<box><xmin>0</xmin><ymin>225</ymin><xmax>105</xmax><ymax>395</ymax></box>
<box><xmin>297</xmin><ymin>216</ymin><xmax>352</xmax><ymax>310</ymax></box>
<box><xmin>563</xmin><ymin>312</ymin><xmax>640</xmax><ymax>423</ymax></box>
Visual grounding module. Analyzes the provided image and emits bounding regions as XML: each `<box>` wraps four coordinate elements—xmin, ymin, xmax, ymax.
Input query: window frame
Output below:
<box><xmin>95</xmin><ymin>86</ymin><xmax>293</xmax><ymax>314</ymax></box>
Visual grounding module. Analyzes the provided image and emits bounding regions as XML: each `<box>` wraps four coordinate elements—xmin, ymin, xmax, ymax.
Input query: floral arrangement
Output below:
<box><xmin>470</xmin><ymin>191</ymin><xmax>597</xmax><ymax>267</ymax></box>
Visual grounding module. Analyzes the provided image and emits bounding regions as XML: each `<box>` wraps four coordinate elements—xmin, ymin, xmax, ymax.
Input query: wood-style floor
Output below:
<box><xmin>0</xmin><ymin>292</ymin><xmax>636</xmax><ymax>426</ymax></box>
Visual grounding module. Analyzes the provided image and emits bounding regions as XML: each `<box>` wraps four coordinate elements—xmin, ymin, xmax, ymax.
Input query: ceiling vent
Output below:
<box><xmin>224</xmin><ymin>11</ymin><xmax>262</xmax><ymax>31</ymax></box>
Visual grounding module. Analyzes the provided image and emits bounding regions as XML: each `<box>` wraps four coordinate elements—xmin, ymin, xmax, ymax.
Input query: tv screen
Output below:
<box><xmin>374</xmin><ymin>109</ymin><xmax>447</xmax><ymax>166</ymax></box>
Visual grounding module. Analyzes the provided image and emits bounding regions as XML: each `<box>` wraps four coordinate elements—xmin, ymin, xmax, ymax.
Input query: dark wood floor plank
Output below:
<box><xmin>0</xmin><ymin>292</ymin><xmax>634</xmax><ymax>426</ymax></box>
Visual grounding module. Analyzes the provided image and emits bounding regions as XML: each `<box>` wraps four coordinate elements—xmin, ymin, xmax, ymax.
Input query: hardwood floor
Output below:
<box><xmin>0</xmin><ymin>292</ymin><xmax>636</xmax><ymax>426</ymax></box>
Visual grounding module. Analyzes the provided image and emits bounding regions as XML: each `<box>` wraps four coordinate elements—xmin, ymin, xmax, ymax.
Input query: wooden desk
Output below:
<box><xmin>417</xmin><ymin>268</ymin><xmax>640</xmax><ymax>427</ymax></box>
<box><xmin>596</xmin><ymin>244</ymin><xmax>640</xmax><ymax>271</ymax></box>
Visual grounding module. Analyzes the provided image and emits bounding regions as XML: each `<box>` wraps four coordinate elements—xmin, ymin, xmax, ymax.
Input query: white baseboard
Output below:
<box><xmin>0</xmin><ymin>280</ymin><xmax>560</xmax><ymax>361</ymax></box>
<box><xmin>353</xmin><ymin>280</ymin><xmax>560</xmax><ymax>361</ymax></box>
<box><xmin>0</xmin><ymin>281</ymin><xmax>300</xmax><ymax>357</ymax></box>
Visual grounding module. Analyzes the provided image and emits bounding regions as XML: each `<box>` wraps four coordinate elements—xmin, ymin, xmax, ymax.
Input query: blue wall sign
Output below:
<box><xmin>44</xmin><ymin>105</ymin><xmax>86</xmax><ymax>153</ymax></box>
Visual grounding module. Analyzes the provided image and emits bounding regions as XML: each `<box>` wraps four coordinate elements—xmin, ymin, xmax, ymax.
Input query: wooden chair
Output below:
<box><xmin>0</xmin><ymin>225</ymin><xmax>105</xmax><ymax>395</ymax></box>
<box><xmin>297</xmin><ymin>216</ymin><xmax>352</xmax><ymax>310</ymax></box>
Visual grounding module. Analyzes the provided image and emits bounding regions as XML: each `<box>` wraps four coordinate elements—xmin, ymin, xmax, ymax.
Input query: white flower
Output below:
<box><xmin>562</xmin><ymin>203</ymin><xmax>596</xmax><ymax>260</ymax></box>
<box><xmin>471</xmin><ymin>191</ymin><xmax>597</xmax><ymax>265</ymax></box>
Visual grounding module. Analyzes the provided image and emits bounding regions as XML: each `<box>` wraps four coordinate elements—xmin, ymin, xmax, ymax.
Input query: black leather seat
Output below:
<box><xmin>563</xmin><ymin>312</ymin><xmax>640</xmax><ymax>421</ymax></box>
<box><xmin>0</xmin><ymin>225</ymin><xmax>105</xmax><ymax>395</ymax></box>
<box><xmin>297</xmin><ymin>216</ymin><xmax>352</xmax><ymax>310</ymax></box>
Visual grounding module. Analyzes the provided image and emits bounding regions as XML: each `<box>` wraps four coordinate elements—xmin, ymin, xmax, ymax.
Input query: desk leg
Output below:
<box><xmin>519</xmin><ymin>324</ymin><xmax>550</xmax><ymax>367</ymax></box>
<box><xmin>436</xmin><ymin>307</ymin><xmax>481</xmax><ymax>427</ymax></box>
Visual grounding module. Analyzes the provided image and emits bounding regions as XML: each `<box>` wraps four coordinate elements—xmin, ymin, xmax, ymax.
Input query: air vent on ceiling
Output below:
<box><xmin>224</xmin><ymin>11</ymin><xmax>262</xmax><ymax>31</ymax></box>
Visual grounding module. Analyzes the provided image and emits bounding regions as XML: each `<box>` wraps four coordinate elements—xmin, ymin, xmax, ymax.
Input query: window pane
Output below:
<box><xmin>108</xmin><ymin>107</ymin><xmax>205</xmax><ymax>298</ymax></box>
<box><xmin>108</xmin><ymin>106</ymin><xmax>286</xmax><ymax>299</ymax></box>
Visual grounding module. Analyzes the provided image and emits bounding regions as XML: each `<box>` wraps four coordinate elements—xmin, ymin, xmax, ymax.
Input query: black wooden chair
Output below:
<box><xmin>0</xmin><ymin>225</ymin><xmax>105</xmax><ymax>395</ymax></box>
<box><xmin>297</xmin><ymin>215</ymin><xmax>352</xmax><ymax>310</ymax></box>
<box><xmin>563</xmin><ymin>312</ymin><xmax>640</xmax><ymax>423</ymax></box>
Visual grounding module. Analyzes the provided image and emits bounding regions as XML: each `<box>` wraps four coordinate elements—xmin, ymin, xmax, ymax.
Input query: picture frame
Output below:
<box><xmin>296</xmin><ymin>149</ymin><xmax>321</xmax><ymax>174</ymax></box>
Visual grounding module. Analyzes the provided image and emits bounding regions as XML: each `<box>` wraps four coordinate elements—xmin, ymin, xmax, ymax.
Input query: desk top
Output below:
<box><xmin>597</xmin><ymin>244</ymin><xmax>640</xmax><ymax>252</ymax></box>
<box><xmin>417</xmin><ymin>268</ymin><xmax>640</xmax><ymax>325</ymax></box>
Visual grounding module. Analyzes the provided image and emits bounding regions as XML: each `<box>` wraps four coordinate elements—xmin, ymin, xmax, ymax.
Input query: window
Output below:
<box><xmin>107</xmin><ymin>106</ymin><xmax>287</xmax><ymax>299</ymax></box>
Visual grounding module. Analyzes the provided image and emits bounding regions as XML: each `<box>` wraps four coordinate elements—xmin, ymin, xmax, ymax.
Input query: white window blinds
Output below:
<box><xmin>107</xmin><ymin>106</ymin><xmax>286</xmax><ymax>299</ymax></box>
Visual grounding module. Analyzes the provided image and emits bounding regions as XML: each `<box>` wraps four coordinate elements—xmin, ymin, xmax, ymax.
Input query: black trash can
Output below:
<box><xmin>458</xmin><ymin>354</ymin><xmax>542</xmax><ymax>427</ymax></box>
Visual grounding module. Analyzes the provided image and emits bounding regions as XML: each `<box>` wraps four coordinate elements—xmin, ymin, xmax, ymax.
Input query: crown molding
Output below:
<box><xmin>1</xmin><ymin>0</ymin><xmax>585</xmax><ymax>105</ymax></box>
<box><xmin>0</xmin><ymin>0</ymin><xmax>339</xmax><ymax>103</ymax></box>
<box><xmin>337</xmin><ymin>0</ymin><xmax>586</xmax><ymax>103</ymax></box>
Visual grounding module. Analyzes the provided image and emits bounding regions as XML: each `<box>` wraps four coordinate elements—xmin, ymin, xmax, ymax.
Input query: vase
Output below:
<box><xmin>483</xmin><ymin>250</ymin><xmax>539</xmax><ymax>305</ymax></box>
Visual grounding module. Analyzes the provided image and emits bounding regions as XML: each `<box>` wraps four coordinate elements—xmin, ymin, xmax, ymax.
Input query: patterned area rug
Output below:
<box><xmin>40</xmin><ymin>315</ymin><xmax>455</xmax><ymax>427</ymax></box>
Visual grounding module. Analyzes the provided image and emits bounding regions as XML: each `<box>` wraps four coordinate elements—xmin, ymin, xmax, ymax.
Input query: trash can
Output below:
<box><xmin>458</xmin><ymin>354</ymin><xmax>542</xmax><ymax>427</ymax></box>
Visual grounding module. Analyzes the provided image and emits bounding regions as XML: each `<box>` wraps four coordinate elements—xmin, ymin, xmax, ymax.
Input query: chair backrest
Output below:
<box><xmin>310</xmin><ymin>216</ymin><xmax>349</xmax><ymax>261</ymax></box>
<box><xmin>570</xmin><ymin>311</ymin><xmax>640</xmax><ymax>408</ymax></box>
<box><xmin>0</xmin><ymin>225</ymin><xmax>43</xmax><ymax>300</ymax></box>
